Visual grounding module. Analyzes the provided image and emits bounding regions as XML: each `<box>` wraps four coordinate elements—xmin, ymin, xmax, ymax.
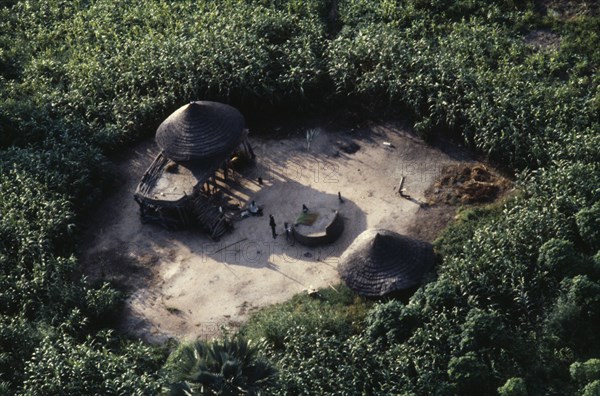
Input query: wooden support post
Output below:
<box><xmin>212</xmin><ymin>175</ymin><xmax>218</xmax><ymax>195</ymax></box>
<box><xmin>245</xmin><ymin>138</ymin><xmax>256</xmax><ymax>159</ymax></box>
<box><xmin>397</xmin><ymin>176</ymin><xmax>405</xmax><ymax>194</ymax></box>
<box><xmin>398</xmin><ymin>176</ymin><xmax>411</xmax><ymax>199</ymax></box>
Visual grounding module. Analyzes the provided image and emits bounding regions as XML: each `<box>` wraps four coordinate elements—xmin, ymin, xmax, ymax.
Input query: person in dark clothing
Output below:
<box><xmin>269</xmin><ymin>215</ymin><xmax>277</xmax><ymax>239</ymax></box>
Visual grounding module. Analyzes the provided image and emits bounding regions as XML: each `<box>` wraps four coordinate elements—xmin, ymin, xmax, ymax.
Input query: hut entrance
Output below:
<box><xmin>134</xmin><ymin>101</ymin><xmax>255</xmax><ymax>240</ymax></box>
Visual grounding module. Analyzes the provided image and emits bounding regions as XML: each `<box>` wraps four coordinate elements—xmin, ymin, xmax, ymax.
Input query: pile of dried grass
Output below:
<box><xmin>426</xmin><ymin>163</ymin><xmax>512</xmax><ymax>205</ymax></box>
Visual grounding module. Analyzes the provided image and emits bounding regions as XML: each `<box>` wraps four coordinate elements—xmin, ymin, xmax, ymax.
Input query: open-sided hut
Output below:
<box><xmin>338</xmin><ymin>229</ymin><xmax>435</xmax><ymax>297</ymax></box>
<box><xmin>134</xmin><ymin>101</ymin><xmax>254</xmax><ymax>239</ymax></box>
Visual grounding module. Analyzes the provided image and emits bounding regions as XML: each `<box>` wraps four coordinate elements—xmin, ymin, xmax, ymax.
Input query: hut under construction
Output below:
<box><xmin>338</xmin><ymin>229</ymin><xmax>435</xmax><ymax>297</ymax></box>
<box><xmin>134</xmin><ymin>101</ymin><xmax>255</xmax><ymax>239</ymax></box>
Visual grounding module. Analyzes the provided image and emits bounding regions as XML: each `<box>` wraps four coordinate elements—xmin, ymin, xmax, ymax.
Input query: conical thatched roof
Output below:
<box><xmin>338</xmin><ymin>229</ymin><xmax>435</xmax><ymax>297</ymax></box>
<box><xmin>156</xmin><ymin>101</ymin><xmax>245</xmax><ymax>162</ymax></box>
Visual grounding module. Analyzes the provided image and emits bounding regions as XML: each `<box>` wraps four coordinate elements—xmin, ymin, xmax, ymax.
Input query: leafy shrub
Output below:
<box><xmin>447</xmin><ymin>352</ymin><xmax>491</xmax><ymax>395</ymax></box>
<box><xmin>21</xmin><ymin>331</ymin><xmax>164</xmax><ymax>395</ymax></box>
<box><xmin>267</xmin><ymin>328</ymin><xmax>384</xmax><ymax>395</ymax></box>
<box><xmin>544</xmin><ymin>276</ymin><xmax>600</xmax><ymax>355</ymax></box>
<box><xmin>240</xmin><ymin>284</ymin><xmax>370</xmax><ymax>349</ymax></box>
<box><xmin>163</xmin><ymin>336</ymin><xmax>277</xmax><ymax>395</ymax></box>
<box><xmin>0</xmin><ymin>314</ymin><xmax>38</xmax><ymax>392</ymax></box>
<box><xmin>583</xmin><ymin>380</ymin><xmax>600</xmax><ymax>396</ymax></box>
<box><xmin>5</xmin><ymin>0</ymin><xmax>329</xmax><ymax>150</ymax></box>
<box><xmin>0</xmin><ymin>166</ymin><xmax>79</xmax><ymax>319</ymax></box>
<box><xmin>364</xmin><ymin>300</ymin><xmax>421</xmax><ymax>347</ymax></box>
<box><xmin>571</xmin><ymin>359</ymin><xmax>600</xmax><ymax>387</ymax></box>
<box><xmin>83</xmin><ymin>282</ymin><xmax>124</xmax><ymax>330</ymax></box>
<box><xmin>459</xmin><ymin>308</ymin><xmax>510</xmax><ymax>352</ymax></box>
<box><xmin>576</xmin><ymin>202</ymin><xmax>600</xmax><ymax>251</ymax></box>
<box><xmin>538</xmin><ymin>238</ymin><xmax>583</xmax><ymax>279</ymax></box>
<box><xmin>498</xmin><ymin>377</ymin><xmax>528</xmax><ymax>396</ymax></box>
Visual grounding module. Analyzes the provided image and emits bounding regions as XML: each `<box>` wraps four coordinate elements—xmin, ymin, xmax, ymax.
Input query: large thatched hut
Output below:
<box><xmin>338</xmin><ymin>229</ymin><xmax>435</xmax><ymax>297</ymax></box>
<box><xmin>134</xmin><ymin>101</ymin><xmax>254</xmax><ymax>239</ymax></box>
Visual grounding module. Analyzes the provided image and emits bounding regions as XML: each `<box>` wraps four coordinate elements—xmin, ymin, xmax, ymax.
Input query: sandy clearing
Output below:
<box><xmin>79</xmin><ymin>119</ymin><xmax>471</xmax><ymax>343</ymax></box>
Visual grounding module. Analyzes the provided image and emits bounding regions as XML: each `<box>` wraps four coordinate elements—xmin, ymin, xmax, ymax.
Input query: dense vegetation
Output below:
<box><xmin>1</xmin><ymin>0</ymin><xmax>598</xmax><ymax>394</ymax></box>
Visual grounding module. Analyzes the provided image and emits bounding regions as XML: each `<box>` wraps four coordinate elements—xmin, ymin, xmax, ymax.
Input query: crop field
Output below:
<box><xmin>0</xmin><ymin>0</ymin><xmax>599</xmax><ymax>394</ymax></box>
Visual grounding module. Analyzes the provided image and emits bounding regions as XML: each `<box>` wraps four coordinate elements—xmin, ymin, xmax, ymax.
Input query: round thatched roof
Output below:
<box><xmin>156</xmin><ymin>101</ymin><xmax>245</xmax><ymax>162</ymax></box>
<box><xmin>338</xmin><ymin>229</ymin><xmax>435</xmax><ymax>297</ymax></box>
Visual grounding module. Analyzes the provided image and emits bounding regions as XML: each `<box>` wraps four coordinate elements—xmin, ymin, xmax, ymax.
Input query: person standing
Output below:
<box><xmin>284</xmin><ymin>222</ymin><xmax>292</xmax><ymax>243</ymax></box>
<box><xmin>269</xmin><ymin>215</ymin><xmax>277</xmax><ymax>239</ymax></box>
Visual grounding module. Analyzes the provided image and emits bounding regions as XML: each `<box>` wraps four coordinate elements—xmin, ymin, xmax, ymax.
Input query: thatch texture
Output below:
<box><xmin>156</xmin><ymin>101</ymin><xmax>245</xmax><ymax>162</ymax></box>
<box><xmin>338</xmin><ymin>229</ymin><xmax>435</xmax><ymax>297</ymax></box>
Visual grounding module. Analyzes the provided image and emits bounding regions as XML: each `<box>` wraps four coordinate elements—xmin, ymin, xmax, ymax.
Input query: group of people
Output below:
<box><xmin>269</xmin><ymin>214</ymin><xmax>294</xmax><ymax>243</ymax></box>
<box><xmin>253</xmin><ymin>190</ymin><xmax>345</xmax><ymax>242</ymax></box>
<box><xmin>245</xmin><ymin>200</ymin><xmax>295</xmax><ymax>242</ymax></box>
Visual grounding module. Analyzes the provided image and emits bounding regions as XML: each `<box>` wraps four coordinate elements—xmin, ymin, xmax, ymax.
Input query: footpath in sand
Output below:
<box><xmin>80</xmin><ymin>119</ymin><xmax>474</xmax><ymax>343</ymax></box>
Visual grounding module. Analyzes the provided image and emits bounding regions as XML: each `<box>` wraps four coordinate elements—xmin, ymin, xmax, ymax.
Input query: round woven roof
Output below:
<box><xmin>156</xmin><ymin>101</ymin><xmax>245</xmax><ymax>162</ymax></box>
<box><xmin>338</xmin><ymin>229</ymin><xmax>435</xmax><ymax>297</ymax></box>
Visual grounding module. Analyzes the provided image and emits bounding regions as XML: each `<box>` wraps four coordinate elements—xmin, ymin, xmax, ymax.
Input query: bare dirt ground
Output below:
<box><xmin>79</xmin><ymin>118</ymin><xmax>482</xmax><ymax>343</ymax></box>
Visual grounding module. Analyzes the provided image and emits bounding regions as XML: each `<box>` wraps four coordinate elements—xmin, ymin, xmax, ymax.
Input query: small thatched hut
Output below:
<box><xmin>338</xmin><ymin>229</ymin><xmax>435</xmax><ymax>297</ymax></box>
<box><xmin>134</xmin><ymin>101</ymin><xmax>254</xmax><ymax>239</ymax></box>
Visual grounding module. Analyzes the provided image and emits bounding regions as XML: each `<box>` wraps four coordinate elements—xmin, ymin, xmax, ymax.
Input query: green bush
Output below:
<box><xmin>240</xmin><ymin>285</ymin><xmax>370</xmax><ymax>349</ymax></box>
<box><xmin>21</xmin><ymin>331</ymin><xmax>164</xmax><ymax>395</ymax></box>
<box><xmin>572</xmin><ymin>359</ymin><xmax>600</xmax><ymax>396</ymax></box>
<box><xmin>163</xmin><ymin>336</ymin><xmax>277</xmax><ymax>396</ymax></box>
<box><xmin>583</xmin><ymin>380</ymin><xmax>600</xmax><ymax>396</ymax></box>
<box><xmin>0</xmin><ymin>314</ymin><xmax>38</xmax><ymax>392</ymax></box>
<box><xmin>459</xmin><ymin>308</ymin><xmax>510</xmax><ymax>352</ymax></box>
<box><xmin>498</xmin><ymin>377</ymin><xmax>528</xmax><ymax>396</ymax></box>
<box><xmin>571</xmin><ymin>359</ymin><xmax>600</xmax><ymax>387</ymax></box>
<box><xmin>538</xmin><ymin>238</ymin><xmax>583</xmax><ymax>279</ymax></box>
<box><xmin>83</xmin><ymin>282</ymin><xmax>124</xmax><ymax>330</ymax></box>
<box><xmin>447</xmin><ymin>352</ymin><xmax>491</xmax><ymax>395</ymax></box>
<box><xmin>364</xmin><ymin>300</ymin><xmax>421</xmax><ymax>347</ymax></box>
<box><xmin>266</xmin><ymin>329</ymin><xmax>383</xmax><ymax>395</ymax></box>
<box><xmin>4</xmin><ymin>0</ymin><xmax>328</xmax><ymax>150</ymax></box>
<box><xmin>544</xmin><ymin>276</ymin><xmax>600</xmax><ymax>355</ymax></box>
<box><xmin>576</xmin><ymin>203</ymin><xmax>600</xmax><ymax>251</ymax></box>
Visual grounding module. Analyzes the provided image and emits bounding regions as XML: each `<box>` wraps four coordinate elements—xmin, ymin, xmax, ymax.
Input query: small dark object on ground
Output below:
<box><xmin>339</xmin><ymin>141</ymin><xmax>360</xmax><ymax>154</ymax></box>
<box><xmin>165</xmin><ymin>161</ymin><xmax>178</xmax><ymax>173</ymax></box>
<box><xmin>307</xmin><ymin>287</ymin><xmax>322</xmax><ymax>299</ymax></box>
